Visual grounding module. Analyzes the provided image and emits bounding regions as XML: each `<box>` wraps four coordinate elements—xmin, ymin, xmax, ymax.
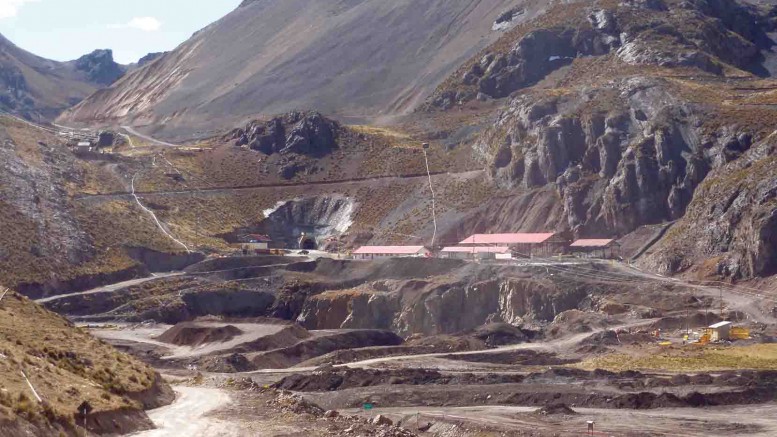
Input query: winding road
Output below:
<box><xmin>132</xmin><ymin>386</ymin><xmax>235</xmax><ymax>437</ymax></box>
<box><xmin>35</xmin><ymin>272</ymin><xmax>183</xmax><ymax>304</ymax></box>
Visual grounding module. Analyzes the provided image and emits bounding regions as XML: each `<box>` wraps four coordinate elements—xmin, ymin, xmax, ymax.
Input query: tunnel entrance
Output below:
<box><xmin>300</xmin><ymin>236</ymin><xmax>318</xmax><ymax>250</ymax></box>
<box><xmin>226</xmin><ymin>195</ymin><xmax>355</xmax><ymax>250</ymax></box>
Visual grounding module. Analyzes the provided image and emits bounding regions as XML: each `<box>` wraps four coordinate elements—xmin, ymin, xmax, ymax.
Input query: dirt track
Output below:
<box><xmin>132</xmin><ymin>386</ymin><xmax>235</xmax><ymax>437</ymax></box>
<box><xmin>35</xmin><ymin>273</ymin><xmax>183</xmax><ymax>304</ymax></box>
<box><xmin>72</xmin><ymin>170</ymin><xmax>485</xmax><ymax>203</ymax></box>
<box><xmin>345</xmin><ymin>403</ymin><xmax>777</xmax><ymax>436</ymax></box>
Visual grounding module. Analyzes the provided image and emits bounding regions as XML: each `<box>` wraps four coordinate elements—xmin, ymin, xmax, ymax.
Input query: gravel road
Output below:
<box><xmin>133</xmin><ymin>386</ymin><xmax>235</xmax><ymax>437</ymax></box>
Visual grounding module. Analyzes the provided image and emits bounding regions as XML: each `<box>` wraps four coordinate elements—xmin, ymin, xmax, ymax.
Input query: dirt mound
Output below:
<box><xmin>581</xmin><ymin>330</ymin><xmax>657</xmax><ymax>347</ymax></box>
<box><xmin>250</xmin><ymin>330</ymin><xmax>403</xmax><ymax>369</ymax></box>
<box><xmin>157</xmin><ymin>323</ymin><xmax>243</xmax><ymax>347</ymax></box>
<box><xmin>443</xmin><ymin>350</ymin><xmax>577</xmax><ymax>366</ymax></box>
<box><xmin>546</xmin><ymin>310</ymin><xmax>610</xmax><ymax>339</ymax></box>
<box><xmin>651</xmin><ymin>313</ymin><xmax>724</xmax><ymax>331</ymax></box>
<box><xmin>535</xmin><ymin>402</ymin><xmax>577</xmax><ymax>415</ymax></box>
<box><xmin>229</xmin><ymin>323</ymin><xmax>312</xmax><ymax>354</ymax></box>
<box><xmin>471</xmin><ymin>323</ymin><xmax>529</xmax><ymax>347</ymax></box>
<box><xmin>275</xmin><ymin>368</ymin><xmax>447</xmax><ymax>392</ymax></box>
<box><xmin>274</xmin><ymin>368</ymin><xmax>526</xmax><ymax>392</ymax></box>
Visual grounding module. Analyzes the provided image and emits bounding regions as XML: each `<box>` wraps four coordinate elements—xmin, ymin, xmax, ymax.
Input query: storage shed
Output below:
<box><xmin>707</xmin><ymin>321</ymin><xmax>733</xmax><ymax>342</ymax></box>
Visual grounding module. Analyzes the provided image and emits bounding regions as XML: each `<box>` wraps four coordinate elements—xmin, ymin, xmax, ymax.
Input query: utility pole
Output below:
<box><xmin>720</xmin><ymin>287</ymin><xmax>724</xmax><ymax>319</ymax></box>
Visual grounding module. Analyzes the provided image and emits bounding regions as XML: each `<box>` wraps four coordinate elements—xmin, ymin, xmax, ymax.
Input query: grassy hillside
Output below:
<box><xmin>0</xmin><ymin>289</ymin><xmax>168</xmax><ymax>435</ymax></box>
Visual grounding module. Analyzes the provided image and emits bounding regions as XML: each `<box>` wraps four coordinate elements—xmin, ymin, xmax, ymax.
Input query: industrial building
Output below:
<box><xmin>458</xmin><ymin>233</ymin><xmax>568</xmax><ymax>258</ymax></box>
<box><xmin>439</xmin><ymin>246</ymin><xmax>512</xmax><ymax>260</ymax></box>
<box><xmin>569</xmin><ymin>239</ymin><xmax>621</xmax><ymax>259</ymax></box>
<box><xmin>352</xmin><ymin>246</ymin><xmax>431</xmax><ymax>260</ymax></box>
<box><xmin>236</xmin><ymin>234</ymin><xmax>272</xmax><ymax>254</ymax></box>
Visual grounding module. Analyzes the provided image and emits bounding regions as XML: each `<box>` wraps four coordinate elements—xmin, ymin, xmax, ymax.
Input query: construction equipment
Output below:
<box><xmin>730</xmin><ymin>327</ymin><xmax>751</xmax><ymax>340</ymax></box>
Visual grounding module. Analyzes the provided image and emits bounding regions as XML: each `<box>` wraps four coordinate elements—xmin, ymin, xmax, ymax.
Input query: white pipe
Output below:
<box><xmin>131</xmin><ymin>174</ymin><xmax>191</xmax><ymax>253</ymax></box>
<box><xmin>422</xmin><ymin>149</ymin><xmax>438</xmax><ymax>248</ymax></box>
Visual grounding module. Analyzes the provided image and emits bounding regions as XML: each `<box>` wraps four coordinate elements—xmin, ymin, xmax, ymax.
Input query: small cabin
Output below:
<box><xmin>237</xmin><ymin>234</ymin><xmax>272</xmax><ymax>254</ymax></box>
<box><xmin>707</xmin><ymin>321</ymin><xmax>733</xmax><ymax>342</ymax></box>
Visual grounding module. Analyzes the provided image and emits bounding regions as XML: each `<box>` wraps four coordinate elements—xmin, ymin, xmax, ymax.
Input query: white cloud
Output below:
<box><xmin>0</xmin><ymin>0</ymin><xmax>40</xmax><ymax>20</ymax></box>
<box><xmin>109</xmin><ymin>16</ymin><xmax>162</xmax><ymax>32</ymax></box>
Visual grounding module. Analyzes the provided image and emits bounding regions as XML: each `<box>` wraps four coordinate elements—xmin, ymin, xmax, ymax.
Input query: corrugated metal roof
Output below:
<box><xmin>459</xmin><ymin>233</ymin><xmax>555</xmax><ymax>245</ymax></box>
<box><xmin>570</xmin><ymin>239</ymin><xmax>616</xmax><ymax>248</ymax></box>
<box><xmin>709</xmin><ymin>321</ymin><xmax>733</xmax><ymax>329</ymax></box>
<box><xmin>441</xmin><ymin>246</ymin><xmax>511</xmax><ymax>253</ymax></box>
<box><xmin>353</xmin><ymin>246</ymin><xmax>427</xmax><ymax>255</ymax></box>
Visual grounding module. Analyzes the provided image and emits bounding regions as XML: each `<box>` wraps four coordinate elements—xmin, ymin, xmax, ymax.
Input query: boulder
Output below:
<box><xmin>372</xmin><ymin>414</ymin><xmax>393</xmax><ymax>426</ymax></box>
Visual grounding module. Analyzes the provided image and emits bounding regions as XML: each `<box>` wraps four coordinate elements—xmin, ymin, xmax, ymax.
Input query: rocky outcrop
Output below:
<box><xmin>74</xmin><ymin>49</ymin><xmax>125</xmax><ymax>85</ymax></box>
<box><xmin>427</xmin><ymin>0</ymin><xmax>775</xmax><ymax>110</ymax></box>
<box><xmin>298</xmin><ymin>277</ymin><xmax>587</xmax><ymax>336</ymax></box>
<box><xmin>136</xmin><ymin>52</ymin><xmax>166</xmax><ymax>68</ymax></box>
<box><xmin>477</xmin><ymin>76</ymin><xmax>738</xmax><ymax>237</ymax></box>
<box><xmin>229</xmin><ymin>111</ymin><xmax>339</xmax><ymax>157</ymax></box>
<box><xmin>645</xmin><ymin>140</ymin><xmax>777</xmax><ymax>278</ymax></box>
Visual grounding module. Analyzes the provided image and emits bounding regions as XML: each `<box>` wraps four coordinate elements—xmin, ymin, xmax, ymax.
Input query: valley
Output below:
<box><xmin>1</xmin><ymin>0</ymin><xmax>777</xmax><ymax>435</ymax></box>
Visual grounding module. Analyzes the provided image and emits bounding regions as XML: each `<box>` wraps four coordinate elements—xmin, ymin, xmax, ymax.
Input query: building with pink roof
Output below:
<box><xmin>459</xmin><ymin>232</ymin><xmax>568</xmax><ymax>258</ymax></box>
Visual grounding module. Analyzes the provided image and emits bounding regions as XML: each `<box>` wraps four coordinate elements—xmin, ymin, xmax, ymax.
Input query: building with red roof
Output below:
<box><xmin>459</xmin><ymin>233</ymin><xmax>568</xmax><ymax>258</ymax></box>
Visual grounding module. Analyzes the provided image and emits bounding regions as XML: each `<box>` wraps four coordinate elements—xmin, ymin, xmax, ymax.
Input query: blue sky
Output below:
<box><xmin>0</xmin><ymin>0</ymin><xmax>242</xmax><ymax>64</ymax></box>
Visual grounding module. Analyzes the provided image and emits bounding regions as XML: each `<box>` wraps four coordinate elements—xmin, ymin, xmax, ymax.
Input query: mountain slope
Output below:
<box><xmin>0</xmin><ymin>289</ymin><xmax>173</xmax><ymax>436</ymax></box>
<box><xmin>431</xmin><ymin>0</ymin><xmax>777</xmax><ymax>280</ymax></box>
<box><xmin>0</xmin><ymin>34</ymin><xmax>124</xmax><ymax>121</ymax></box>
<box><xmin>59</xmin><ymin>0</ymin><xmax>544</xmax><ymax>138</ymax></box>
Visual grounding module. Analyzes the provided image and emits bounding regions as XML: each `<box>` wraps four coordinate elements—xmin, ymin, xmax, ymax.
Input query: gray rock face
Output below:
<box><xmin>477</xmin><ymin>76</ymin><xmax>753</xmax><ymax>238</ymax></box>
<box><xmin>230</xmin><ymin>111</ymin><xmax>339</xmax><ymax>157</ymax></box>
<box><xmin>297</xmin><ymin>277</ymin><xmax>586</xmax><ymax>336</ymax></box>
<box><xmin>645</xmin><ymin>141</ymin><xmax>777</xmax><ymax>279</ymax></box>
<box><xmin>428</xmin><ymin>0</ymin><xmax>775</xmax><ymax>109</ymax></box>
<box><xmin>75</xmin><ymin>49</ymin><xmax>125</xmax><ymax>85</ymax></box>
<box><xmin>136</xmin><ymin>52</ymin><xmax>165</xmax><ymax>68</ymax></box>
<box><xmin>0</xmin><ymin>65</ymin><xmax>32</xmax><ymax>113</ymax></box>
<box><xmin>462</xmin><ymin>25</ymin><xmax>621</xmax><ymax>102</ymax></box>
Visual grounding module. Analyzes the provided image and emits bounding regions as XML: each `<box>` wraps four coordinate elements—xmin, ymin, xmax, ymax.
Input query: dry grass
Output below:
<box><xmin>580</xmin><ymin>344</ymin><xmax>777</xmax><ymax>372</ymax></box>
<box><xmin>0</xmin><ymin>290</ymin><xmax>157</xmax><ymax>426</ymax></box>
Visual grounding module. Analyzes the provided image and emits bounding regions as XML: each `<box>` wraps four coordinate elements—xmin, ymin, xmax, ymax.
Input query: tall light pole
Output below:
<box><xmin>422</xmin><ymin>143</ymin><xmax>438</xmax><ymax>249</ymax></box>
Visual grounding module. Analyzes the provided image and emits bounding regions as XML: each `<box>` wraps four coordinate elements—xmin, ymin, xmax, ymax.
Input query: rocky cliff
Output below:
<box><xmin>298</xmin><ymin>275</ymin><xmax>588</xmax><ymax>336</ymax></box>
<box><xmin>0</xmin><ymin>34</ymin><xmax>121</xmax><ymax>120</ymax></box>
<box><xmin>74</xmin><ymin>49</ymin><xmax>125</xmax><ymax>86</ymax></box>
<box><xmin>428</xmin><ymin>0</ymin><xmax>777</xmax><ymax>279</ymax></box>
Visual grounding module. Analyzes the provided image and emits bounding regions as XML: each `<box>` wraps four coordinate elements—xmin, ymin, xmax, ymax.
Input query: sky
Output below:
<box><xmin>0</xmin><ymin>0</ymin><xmax>242</xmax><ymax>64</ymax></box>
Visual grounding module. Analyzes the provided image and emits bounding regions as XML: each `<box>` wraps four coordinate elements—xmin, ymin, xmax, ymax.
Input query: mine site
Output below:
<box><xmin>2</xmin><ymin>0</ymin><xmax>777</xmax><ymax>436</ymax></box>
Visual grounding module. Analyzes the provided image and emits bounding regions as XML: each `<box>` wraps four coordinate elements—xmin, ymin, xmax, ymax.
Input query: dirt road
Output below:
<box><xmin>616</xmin><ymin>263</ymin><xmax>777</xmax><ymax>325</ymax></box>
<box><xmin>73</xmin><ymin>170</ymin><xmax>485</xmax><ymax>203</ymax></box>
<box><xmin>132</xmin><ymin>386</ymin><xmax>235</xmax><ymax>437</ymax></box>
<box><xmin>35</xmin><ymin>272</ymin><xmax>183</xmax><ymax>304</ymax></box>
<box><xmin>122</xmin><ymin>126</ymin><xmax>180</xmax><ymax>147</ymax></box>
<box><xmin>348</xmin><ymin>403</ymin><xmax>777</xmax><ymax>436</ymax></box>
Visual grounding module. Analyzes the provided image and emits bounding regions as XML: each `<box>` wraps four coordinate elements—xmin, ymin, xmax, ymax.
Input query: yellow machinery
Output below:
<box><xmin>730</xmin><ymin>327</ymin><xmax>750</xmax><ymax>340</ymax></box>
